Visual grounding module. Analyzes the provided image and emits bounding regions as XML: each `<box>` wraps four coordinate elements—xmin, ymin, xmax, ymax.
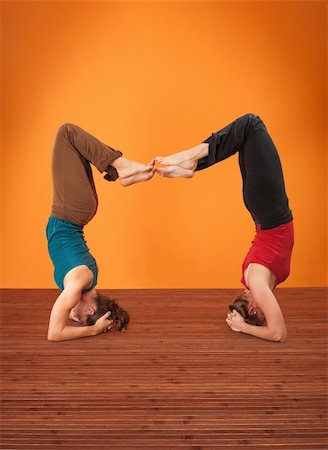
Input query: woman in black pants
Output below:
<box><xmin>155</xmin><ymin>113</ymin><xmax>294</xmax><ymax>342</ymax></box>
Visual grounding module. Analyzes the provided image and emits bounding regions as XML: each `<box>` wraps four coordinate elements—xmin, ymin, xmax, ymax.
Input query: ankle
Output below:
<box><xmin>188</xmin><ymin>143</ymin><xmax>209</xmax><ymax>161</ymax></box>
<box><xmin>111</xmin><ymin>156</ymin><xmax>129</xmax><ymax>169</ymax></box>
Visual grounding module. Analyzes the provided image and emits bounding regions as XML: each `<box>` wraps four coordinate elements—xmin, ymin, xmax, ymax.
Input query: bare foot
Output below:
<box><xmin>120</xmin><ymin>168</ymin><xmax>156</xmax><ymax>186</ymax></box>
<box><xmin>155</xmin><ymin>142</ymin><xmax>209</xmax><ymax>172</ymax></box>
<box><xmin>155</xmin><ymin>152</ymin><xmax>197</xmax><ymax>171</ymax></box>
<box><xmin>155</xmin><ymin>143</ymin><xmax>209</xmax><ymax>171</ymax></box>
<box><xmin>112</xmin><ymin>157</ymin><xmax>154</xmax><ymax>179</ymax></box>
<box><xmin>155</xmin><ymin>166</ymin><xmax>195</xmax><ymax>179</ymax></box>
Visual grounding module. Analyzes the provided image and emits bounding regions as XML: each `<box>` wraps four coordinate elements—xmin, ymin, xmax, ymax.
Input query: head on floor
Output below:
<box><xmin>229</xmin><ymin>290</ymin><xmax>265</xmax><ymax>326</ymax></box>
<box><xmin>71</xmin><ymin>289</ymin><xmax>129</xmax><ymax>331</ymax></box>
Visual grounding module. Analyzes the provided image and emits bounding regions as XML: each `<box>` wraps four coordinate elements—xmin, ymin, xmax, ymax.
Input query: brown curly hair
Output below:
<box><xmin>86</xmin><ymin>295</ymin><xmax>129</xmax><ymax>331</ymax></box>
<box><xmin>229</xmin><ymin>294</ymin><xmax>263</xmax><ymax>326</ymax></box>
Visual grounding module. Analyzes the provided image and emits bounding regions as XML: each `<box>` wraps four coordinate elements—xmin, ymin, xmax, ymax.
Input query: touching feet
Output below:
<box><xmin>110</xmin><ymin>142</ymin><xmax>209</xmax><ymax>185</ymax></box>
<box><xmin>155</xmin><ymin>151</ymin><xmax>197</xmax><ymax>171</ymax></box>
<box><xmin>154</xmin><ymin>143</ymin><xmax>209</xmax><ymax>179</ymax></box>
<box><xmin>154</xmin><ymin>154</ymin><xmax>196</xmax><ymax>178</ymax></box>
<box><xmin>112</xmin><ymin>157</ymin><xmax>155</xmax><ymax>186</ymax></box>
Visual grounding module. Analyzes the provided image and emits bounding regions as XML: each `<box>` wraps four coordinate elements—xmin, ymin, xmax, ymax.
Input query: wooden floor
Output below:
<box><xmin>0</xmin><ymin>288</ymin><xmax>327</xmax><ymax>450</ymax></box>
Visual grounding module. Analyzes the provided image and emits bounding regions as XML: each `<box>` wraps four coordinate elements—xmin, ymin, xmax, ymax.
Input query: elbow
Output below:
<box><xmin>272</xmin><ymin>330</ymin><xmax>287</xmax><ymax>343</ymax></box>
<box><xmin>47</xmin><ymin>329</ymin><xmax>60</xmax><ymax>342</ymax></box>
<box><xmin>267</xmin><ymin>323</ymin><xmax>287</xmax><ymax>343</ymax></box>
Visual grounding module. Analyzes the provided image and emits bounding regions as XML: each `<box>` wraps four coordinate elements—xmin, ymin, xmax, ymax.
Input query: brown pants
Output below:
<box><xmin>51</xmin><ymin>123</ymin><xmax>122</xmax><ymax>226</ymax></box>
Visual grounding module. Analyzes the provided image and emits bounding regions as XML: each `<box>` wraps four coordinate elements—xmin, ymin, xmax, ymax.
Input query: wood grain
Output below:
<box><xmin>1</xmin><ymin>288</ymin><xmax>327</xmax><ymax>449</ymax></box>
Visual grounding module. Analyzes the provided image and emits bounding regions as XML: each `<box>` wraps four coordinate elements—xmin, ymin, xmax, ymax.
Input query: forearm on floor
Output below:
<box><xmin>240</xmin><ymin>322</ymin><xmax>287</xmax><ymax>343</ymax></box>
<box><xmin>48</xmin><ymin>324</ymin><xmax>99</xmax><ymax>342</ymax></box>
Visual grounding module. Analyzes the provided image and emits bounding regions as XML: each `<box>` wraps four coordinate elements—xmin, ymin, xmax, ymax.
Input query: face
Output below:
<box><xmin>243</xmin><ymin>289</ymin><xmax>266</xmax><ymax>325</ymax></box>
<box><xmin>70</xmin><ymin>288</ymin><xmax>97</xmax><ymax>325</ymax></box>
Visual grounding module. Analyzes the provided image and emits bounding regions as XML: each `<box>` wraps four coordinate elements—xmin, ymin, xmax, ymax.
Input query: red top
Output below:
<box><xmin>241</xmin><ymin>221</ymin><xmax>294</xmax><ymax>288</ymax></box>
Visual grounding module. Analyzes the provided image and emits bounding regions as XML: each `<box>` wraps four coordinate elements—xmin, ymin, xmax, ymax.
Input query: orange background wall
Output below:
<box><xmin>1</xmin><ymin>1</ymin><xmax>327</xmax><ymax>288</ymax></box>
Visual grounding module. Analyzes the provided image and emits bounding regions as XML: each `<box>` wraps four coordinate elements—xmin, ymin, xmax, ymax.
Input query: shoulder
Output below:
<box><xmin>246</xmin><ymin>263</ymin><xmax>276</xmax><ymax>290</ymax></box>
<box><xmin>63</xmin><ymin>265</ymin><xmax>94</xmax><ymax>291</ymax></box>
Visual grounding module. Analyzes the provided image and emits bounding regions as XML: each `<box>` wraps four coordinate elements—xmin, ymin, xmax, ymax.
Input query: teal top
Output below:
<box><xmin>46</xmin><ymin>216</ymin><xmax>98</xmax><ymax>292</ymax></box>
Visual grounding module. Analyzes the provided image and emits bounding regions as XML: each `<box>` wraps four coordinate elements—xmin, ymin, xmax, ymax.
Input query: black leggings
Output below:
<box><xmin>196</xmin><ymin>113</ymin><xmax>292</xmax><ymax>229</ymax></box>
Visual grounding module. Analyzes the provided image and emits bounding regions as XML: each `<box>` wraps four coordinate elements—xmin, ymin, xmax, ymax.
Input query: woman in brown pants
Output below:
<box><xmin>46</xmin><ymin>123</ymin><xmax>155</xmax><ymax>341</ymax></box>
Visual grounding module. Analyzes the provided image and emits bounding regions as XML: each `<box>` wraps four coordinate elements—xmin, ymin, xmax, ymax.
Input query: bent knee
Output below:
<box><xmin>56</xmin><ymin>123</ymin><xmax>76</xmax><ymax>138</ymax></box>
<box><xmin>242</xmin><ymin>113</ymin><xmax>265</xmax><ymax>134</ymax></box>
<box><xmin>243</xmin><ymin>112</ymin><xmax>261</xmax><ymax>122</ymax></box>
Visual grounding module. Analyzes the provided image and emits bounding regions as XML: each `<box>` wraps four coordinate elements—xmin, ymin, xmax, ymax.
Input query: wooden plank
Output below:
<box><xmin>0</xmin><ymin>288</ymin><xmax>327</xmax><ymax>449</ymax></box>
